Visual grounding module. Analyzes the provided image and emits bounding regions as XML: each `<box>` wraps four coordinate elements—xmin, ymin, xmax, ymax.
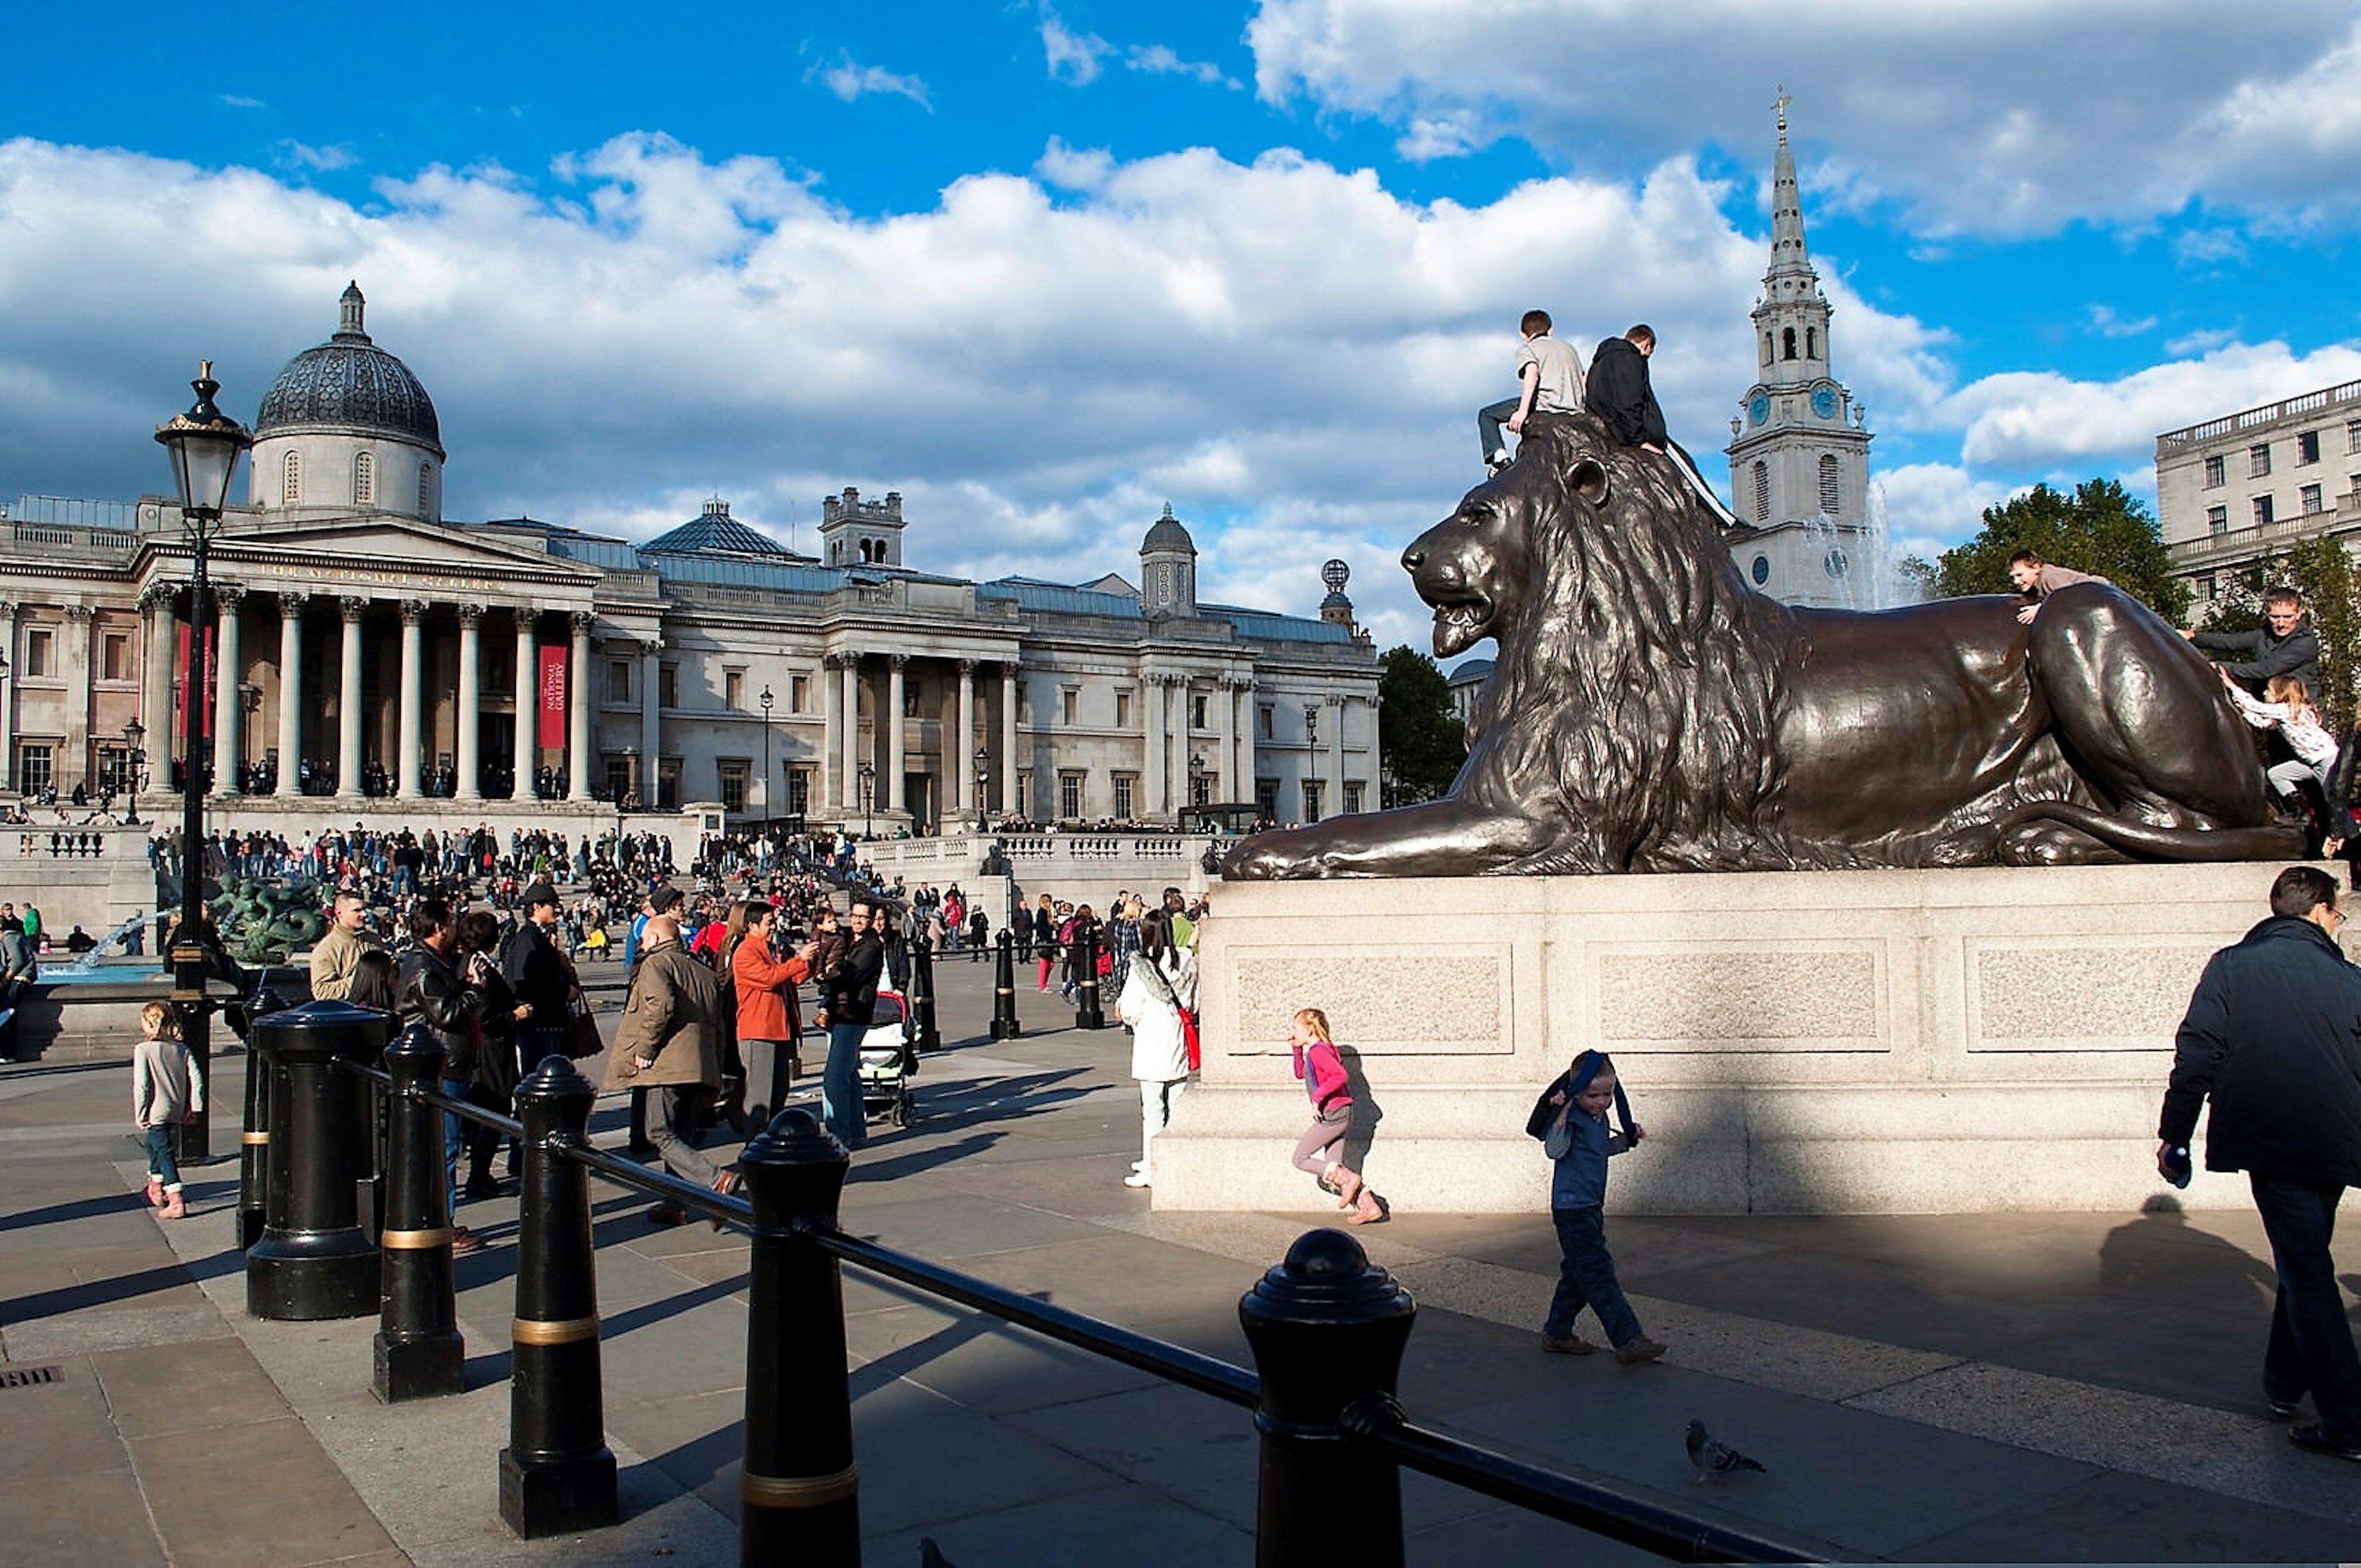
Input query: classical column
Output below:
<box><xmin>212</xmin><ymin>586</ymin><xmax>245</xmax><ymax>795</ymax></box>
<box><xmin>396</xmin><ymin>599</ymin><xmax>426</xmax><ymax>799</ymax></box>
<box><xmin>567</xmin><ymin>612</ymin><xmax>594</xmax><ymax>802</ymax></box>
<box><xmin>821</xmin><ymin>653</ymin><xmax>843</xmax><ymax>810</ymax></box>
<box><xmin>456</xmin><ymin>603</ymin><xmax>483</xmax><ymax>801</ymax></box>
<box><xmin>336</xmin><ymin>596</ymin><xmax>365</xmax><ymax>800</ymax></box>
<box><xmin>1143</xmin><ymin>672</ymin><xmax>1168</xmax><ymax>819</ymax></box>
<box><xmin>1000</xmin><ymin>662</ymin><xmax>1019</xmax><ymax>816</ymax></box>
<box><xmin>140</xmin><ymin>586</ymin><xmax>174</xmax><ymax>771</ymax></box>
<box><xmin>1166</xmin><ymin>679</ymin><xmax>1188</xmax><ymax>817</ymax></box>
<box><xmin>955</xmin><ymin>659</ymin><xmax>976</xmax><ymax>816</ymax></box>
<box><xmin>840</xmin><ymin>653</ymin><xmax>862</xmax><ymax>818</ymax></box>
<box><xmin>639</xmin><ymin>637</ymin><xmax>662</xmax><ymax>803</ymax></box>
<box><xmin>1217</xmin><ymin>674</ymin><xmax>1240</xmax><ymax>802</ymax></box>
<box><xmin>513</xmin><ymin>613</ymin><xmax>537</xmax><ymax>800</ymax></box>
<box><xmin>62</xmin><ymin>607</ymin><xmax>93</xmax><ymax>793</ymax></box>
<box><xmin>0</xmin><ymin>601</ymin><xmax>15</xmax><ymax>791</ymax></box>
<box><xmin>1329</xmin><ymin>695</ymin><xmax>1347</xmax><ymax>812</ymax></box>
<box><xmin>886</xmin><ymin>654</ymin><xmax>908</xmax><ymax>813</ymax></box>
<box><xmin>1236</xmin><ymin>680</ymin><xmax>1257</xmax><ymax>806</ymax></box>
<box><xmin>275</xmin><ymin>593</ymin><xmax>305</xmax><ymax>798</ymax></box>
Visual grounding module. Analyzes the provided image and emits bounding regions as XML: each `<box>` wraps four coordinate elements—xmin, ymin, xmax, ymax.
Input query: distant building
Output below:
<box><xmin>0</xmin><ymin>285</ymin><xmax>1381</xmax><ymax>829</ymax></box>
<box><xmin>1719</xmin><ymin>100</ymin><xmax>1880</xmax><ymax>610</ymax></box>
<box><xmin>2156</xmin><ymin>379</ymin><xmax>2361</xmax><ymax>617</ymax></box>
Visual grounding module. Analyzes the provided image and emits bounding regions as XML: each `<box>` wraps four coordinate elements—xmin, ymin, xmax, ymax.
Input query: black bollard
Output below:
<box><xmin>246</xmin><ymin>1001</ymin><xmax>387</xmax><ymax>1322</ymax></box>
<box><xmin>736</xmin><ymin>1109</ymin><xmax>860</xmax><ymax>1567</ymax></box>
<box><xmin>910</xmin><ymin>932</ymin><xmax>942</xmax><ymax>1053</ymax></box>
<box><xmin>374</xmin><ymin>1025</ymin><xmax>464</xmax><ymax>1403</ymax></box>
<box><xmin>627</xmin><ymin>1085</ymin><xmax>657</xmax><ymax>1156</ymax></box>
<box><xmin>237</xmin><ymin>1034</ymin><xmax>272</xmax><ymax>1250</ymax></box>
<box><xmin>1238</xmin><ymin>1229</ymin><xmax>1417</xmax><ymax>1568</ymax></box>
<box><xmin>499</xmin><ymin>1054</ymin><xmax>617</xmax><ymax>1538</ymax></box>
<box><xmin>990</xmin><ymin>929</ymin><xmax>1021</xmax><ymax>1041</ymax></box>
<box><xmin>1073</xmin><ymin>923</ymin><xmax>1107</xmax><ymax>1030</ymax></box>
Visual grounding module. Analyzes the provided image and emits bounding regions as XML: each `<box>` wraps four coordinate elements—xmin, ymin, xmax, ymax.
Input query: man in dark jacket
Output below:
<box><xmin>822</xmin><ymin>900</ymin><xmax>885</xmax><ymax>1151</ymax></box>
<box><xmin>1583</xmin><ymin>325</ymin><xmax>1666</xmax><ymax>451</ymax></box>
<box><xmin>500</xmin><ymin>883</ymin><xmax>574</xmax><ymax>1066</ymax></box>
<box><xmin>2161</xmin><ymin>864</ymin><xmax>2361</xmax><ymax>1460</ymax></box>
<box><xmin>395</xmin><ymin>898</ymin><xmax>488</xmax><ymax>1255</ymax></box>
<box><xmin>2190</xmin><ymin>588</ymin><xmax>2321</xmax><ymax>699</ymax></box>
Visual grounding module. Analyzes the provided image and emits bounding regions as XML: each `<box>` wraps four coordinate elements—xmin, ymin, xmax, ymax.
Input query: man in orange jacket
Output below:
<box><xmin>733</xmin><ymin>900</ymin><xmax>819</xmax><ymax>1124</ymax></box>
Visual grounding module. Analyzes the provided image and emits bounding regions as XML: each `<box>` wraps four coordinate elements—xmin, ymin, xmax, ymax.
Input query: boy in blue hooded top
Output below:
<box><xmin>1526</xmin><ymin>1050</ymin><xmax>1667</xmax><ymax>1363</ymax></box>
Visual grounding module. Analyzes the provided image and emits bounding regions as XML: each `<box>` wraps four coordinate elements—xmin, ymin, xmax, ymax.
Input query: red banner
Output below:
<box><xmin>537</xmin><ymin>645</ymin><xmax>569</xmax><ymax>751</ymax></box>
<box><xmin>175</xmin><ymin>623</ymin><xmax>215</xmax><ymax>744</ymax></box>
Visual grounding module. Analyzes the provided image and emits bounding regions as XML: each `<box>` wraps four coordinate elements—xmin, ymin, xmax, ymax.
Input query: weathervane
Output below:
<box><xmin>1774</xmin><ymin>85</ymin><xmax>1790</xmax><ymax>140</ymax></box>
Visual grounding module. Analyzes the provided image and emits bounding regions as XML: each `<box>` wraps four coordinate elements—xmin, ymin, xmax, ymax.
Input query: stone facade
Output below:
<box><xmin>0</xmin><ymin>290</ymin><xmax>1382</xmax><ymax>832</ymax></box>
<box><xmin>2156</xmin><ymin>378</ymin><xmax>2361</xmax><ymax>619</ymax></box>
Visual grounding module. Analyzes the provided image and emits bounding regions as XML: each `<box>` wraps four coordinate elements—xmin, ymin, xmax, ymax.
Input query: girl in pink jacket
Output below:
<box><xmin>1289</xmin><ymin>1008</ymin><xmax>1383</xmax><ymax>1224</ymax></box>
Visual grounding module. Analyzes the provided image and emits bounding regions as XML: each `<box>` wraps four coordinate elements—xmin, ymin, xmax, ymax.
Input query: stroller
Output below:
<box><xmin>804</xmin><ymin>987</ymin><xmax>917</xmax><ymax>1129</ymax></box>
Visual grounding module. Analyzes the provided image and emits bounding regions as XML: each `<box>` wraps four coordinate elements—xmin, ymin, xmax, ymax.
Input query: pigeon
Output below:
<box><xmin>1685</xmin><ymin>1418</ymin><xmax>1767</xmax><ymax>1483</ymax></box>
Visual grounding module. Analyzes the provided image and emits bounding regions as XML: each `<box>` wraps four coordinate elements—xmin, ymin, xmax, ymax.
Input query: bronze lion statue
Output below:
<box><xmin>1227</xmin><ymin>410</ymin><xmax>2300</xmax><ymax>878</ymax></box>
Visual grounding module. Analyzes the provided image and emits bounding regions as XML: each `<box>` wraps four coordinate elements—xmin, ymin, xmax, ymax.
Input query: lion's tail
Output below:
<box><xmin>1997</xmin><ymin>802</ymin><xmax>2306</xmax><ymax>862</ymax></box>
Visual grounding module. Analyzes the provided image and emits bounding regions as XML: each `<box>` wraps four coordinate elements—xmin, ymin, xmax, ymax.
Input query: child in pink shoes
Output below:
<box><xmin>132</xmin><ymin>1001</ymin><xmax>203</xmax><ymax>1220</ymax></box>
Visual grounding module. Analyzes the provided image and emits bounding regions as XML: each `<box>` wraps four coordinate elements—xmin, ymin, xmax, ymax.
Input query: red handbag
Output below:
<box><xmin>1179</xmin><ymin>1007</ymin><xmax>1201</xmax><ymax>1073</ymax></box>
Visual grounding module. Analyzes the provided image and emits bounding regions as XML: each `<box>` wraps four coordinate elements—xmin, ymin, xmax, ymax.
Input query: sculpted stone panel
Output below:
<box><xmin>1232</xmin><ymin>951</ymin><xmax>1505</xmax><ymax>1055</ymax></box>
<box><xmin>1594</xmin><ymin>945</ymin><xmax>1884</xmax><ymax>1050</ymax></box>
<box><xmin>1967</xmin><ymin>939</ymin><xmax>2217</xmax><ymax>1050</ymax></box>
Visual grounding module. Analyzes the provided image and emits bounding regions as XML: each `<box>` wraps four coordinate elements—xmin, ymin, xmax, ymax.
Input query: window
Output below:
<box><xmin>17</xmin><ymin>743</ymin><xmax>51</xmax><ymax>797</ymax></box>
<box><xmin>282</xmin><ymin>451</ymin><xmax>301</xmax><ymax>503</ymax></box>
<box><xmin>23</xmin><ymin>628</ymin><xmax>52</xmax><ymax>678</ymax></box>
<box><xmin>786</xmin><ymin>769</ymin><xmax>811</xmax><ymax>816</ymax></box>
<box><xmin>2206</xmin><ymin>505</ymin><xmax>2228</xmax><ymax>535</ymax></box>
<box><xmin>2255</xmin><ymin>494</ymin><xmax>2276</xmax><ymax>527</ymax></box>
<box><xmin>2349</xmin><ymin>419</ymin><xmax>2361</xmax><ymax>455</ymax></box>
<box><xmin>718</xmin><ymin>758</ymin><xmax>749</xmax><ymax>812</ymax></box>
<box><xmin>791</xmin><ymin>674</ymin><xmax>809</xmax><ymax>712</ymax></box>
<box><xmin>1805</xmin><ymin>326</ymin><xmax>1817</xmax><ymax>358</ymax></box>
<box><xmin>2203</xmin><ymin>455</ymin><xmax>2226</xmax><ymax>488</ymax></box>
<box><xmin>1818</xmin><ymin>454</ymin><xmax>1841</xmax><ymax>516</ymax></box>
<box><xmin>1782</xmin><ymin>327</ymin><xmax>1797</xmax><ymax>360</ymax></box>
<box><xmin>2250</xmin><ymin>443</ymin><xmax>2272</xmax><ymax>479</ymax></box>
<box><xmin>1115</xmin><ymin>690</ymin><xmax>1132</xmax><ymax>728</ymax></box>
<box><xmin>2200</xmin><ymin>575</ymin><xmax>2218</xmax><ymax>601</ymax></box>
<box><xmin>1342</xmin><ymin>781</ymin><xmax>1365</xmax><ymax>814</ymax></box>
<box><xmin>1192</xmin><ymin>694</ymin><xmax>1209</xmax><ymax>730</ymax></box>
<box><xmin>1762</xmin><ymin>333</ymin><xmax>1773</xmax><ymax>368</ymax></box>
<box><xmin>902</xmin><ymin>682</ymin><xmax>919</xmax><ymax>718</ymax></box>
<box><xmin>1751</xmin><ymin>461</ymin><xmax>1770</xmax><ymax>522</ymax></box>
<box><xmin>608</xmin><ymin>660</ymin><xmax>631</xmax><ymax>704</ymax></box>
<box><xmin>1258</xmin><ymin>704</ymin><xmax>1275</xmax><ymax>739</ymax></box>
<box><xmin>101</xmin><ymin>631</ymin><xmax>130</xmax><ymax>682</ymax></box>
<box><xmin>2301</xmin><ymin>484</ymin><xmax>2324</xmax><ymax>515</ymax></box>
<box><xmin>353</xmin><ymin>451</ymin><xmax>374</xmax><ymax>505</ymax></box>
<box><xmin>2298</xmin><ymin>430</ymin><xmax>2321</xmax><ymax>465</ymax></box>
<box><xmin>658</xmin><ymin>663</ymin><xmax>678</xmax><ymax>709</ymax></box>
<box><xmin>1301</xmin><ymin>780</ymin><xmax>1324</xmax><ymax>824</ymax></box>
<box><xmin>1058</xmin><ymin>770</ymin><xmax>1083</xmax><ymax>819</ymax></box>
<box><xmin>96</xmin><ymin>745</ymin><xmax>131</xmax><ymax>797</ymax></box>
<box><xmin>1060</xmin><ymin>687</ymin><xmax>1079</xmax><ymax>725</ymax></box>
<box><xmin>1255</xmin><ymin>778</ymin><xmax>1280</xmax><ymax>821</ymax></box>
<box><xmin>1750</xmin><ymin>554</ymin><xmax>1770</xmax><ymax>585</ymax></box>
<box><xmin>724</xmin><ymin>669</ymin><xmax>744</xmax><ymax>709</ymax></box>
<box><xmin>604</xmin><ymin>756</ymin><xmax>633</xmax><ymax>802</ymax></box>
<box><xmin>1113</xmin><ymin>773</ymin><xmax>1135</xmax><ymax>819</ymax></box>
<box><xmin>417</xmin><ymin>462</ymin><xmax>433</xmax><ymax>516</ymax></box>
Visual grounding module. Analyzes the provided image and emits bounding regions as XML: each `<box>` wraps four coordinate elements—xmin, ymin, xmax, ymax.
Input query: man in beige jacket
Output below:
<box><xmin>308</xmin><ymin>892</ymin><xmax>379</xmax><ymax>1001</ymax></box>
<box><xmin>605</xmin><ymin>914</ymin><xmax>730</xmax><ymax>1225</ymax></box>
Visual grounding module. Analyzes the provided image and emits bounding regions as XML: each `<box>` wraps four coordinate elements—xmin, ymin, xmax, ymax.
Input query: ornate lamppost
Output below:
<box><xmin>616</xmin><ymin>743</ymin><xmax>635</xmax><ymax>869</ymax></box>
<box><xmin>973</xmin><ymin>745</ymin><xmax>989</xmax><ymax>832</ymax></box>
<box><xmin>858</xmin><ymin>760</ymin><xmax>876</xmax><ymax>840</ymax></box>
<box><xmin>759</xmin><ymin>684</ymin><xmax>774</xmax><ymax>826</ymax></box>
<box><xmin>123</xmin><ymin>717</ymin><xmax>147</xmax><ymax>826</ymax></box>
<box><xmin>154</xmin><ymin>361</ymin><xmax>251</xmax><ymax>1163</ymax></box>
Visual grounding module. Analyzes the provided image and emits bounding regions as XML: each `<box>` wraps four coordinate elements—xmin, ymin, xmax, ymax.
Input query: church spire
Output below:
<box><xmin>1766</xmin><ymin>87</ymin><xmax>1814</xmax><ymax>287</ymax></box>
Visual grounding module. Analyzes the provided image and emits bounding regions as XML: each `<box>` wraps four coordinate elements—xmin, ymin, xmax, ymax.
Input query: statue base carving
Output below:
<box><xmin>1153</xmin><ymin>864</ymin><xmax>2306</xmax><ymax>1215</ymax></box>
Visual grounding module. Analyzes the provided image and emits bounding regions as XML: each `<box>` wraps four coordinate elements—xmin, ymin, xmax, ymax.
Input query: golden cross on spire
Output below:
<box><xmin>1774</xmin><ymin>85</ymin><xmax>1790</xmax><ymax>138</ymax></box>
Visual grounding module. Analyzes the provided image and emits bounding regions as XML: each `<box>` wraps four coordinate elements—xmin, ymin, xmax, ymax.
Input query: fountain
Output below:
<box><xmin>50</xmin><ymin>910</ymin><xmax>165</xmax><ymax>977</ymax></box>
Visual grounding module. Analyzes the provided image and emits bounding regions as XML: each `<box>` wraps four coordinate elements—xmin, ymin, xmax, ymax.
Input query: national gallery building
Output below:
<box><xmin>1</xmin><ymin>286</ymin><xmax>1381</xmax><ymax>835</ymax></box>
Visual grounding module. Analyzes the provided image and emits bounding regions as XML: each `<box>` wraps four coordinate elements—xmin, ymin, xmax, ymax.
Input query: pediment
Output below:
<box><xmin>137</xmin><ymin>513</ymin><xmax>608</xmax><ymax>594</ymax></box>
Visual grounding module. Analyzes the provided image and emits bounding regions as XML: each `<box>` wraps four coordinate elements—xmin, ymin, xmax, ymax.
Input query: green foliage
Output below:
<box><xmin>1377</xmin><ymin>645</ymin><xmax>1468</xmax><ymax>805</ymax></box>
<box><xmin>1932</xmin><ymin>479</ymin><xmax>2190</xmax><ymax>625</ymax></box>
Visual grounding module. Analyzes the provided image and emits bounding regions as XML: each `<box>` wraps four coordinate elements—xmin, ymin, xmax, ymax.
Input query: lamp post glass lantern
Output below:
<box><xmin>759</xmin><ymin>685</ymin><xmax>774</xmax><ymax>824</ymax></box>
<box><xmin>154</xmin><ymin>361</ymin><xmax>252</xmax><ymax>1165</ymax></box>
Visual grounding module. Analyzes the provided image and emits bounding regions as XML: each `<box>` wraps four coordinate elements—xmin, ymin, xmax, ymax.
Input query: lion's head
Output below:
<box><xmin>1399</xmin><ymin>411</ymin><xmax>1799</xmax><ymax>872</ymax></box>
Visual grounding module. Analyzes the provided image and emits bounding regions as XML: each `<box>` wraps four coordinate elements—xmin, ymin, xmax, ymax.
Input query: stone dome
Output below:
<box><xmin>254</xmin><ymin>282</ymin><xmax>443</xmax><ymax>455</ymax></box>
<box><xmin>1141</xmin><ymin>501</ymin><xmax>1195</xmax><ymax>555</ymax></box>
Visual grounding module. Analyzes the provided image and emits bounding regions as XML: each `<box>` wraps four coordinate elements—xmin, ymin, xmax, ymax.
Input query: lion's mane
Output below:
<box><xmin>1466</xmin><ymin>415</ymin><xmax>1800</xmax><ymax>873</ymax></box>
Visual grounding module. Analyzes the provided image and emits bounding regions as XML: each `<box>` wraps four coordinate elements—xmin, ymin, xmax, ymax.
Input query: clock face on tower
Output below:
<box><xmin>1749</xmin><ymin>393</ymin><xmax>1770</xmax><ymax>427</ymax></box>
<box><xmin>1811</xmin><ymin>385</ymin><xmax>1838</xmax><ymax>420</ymax></box>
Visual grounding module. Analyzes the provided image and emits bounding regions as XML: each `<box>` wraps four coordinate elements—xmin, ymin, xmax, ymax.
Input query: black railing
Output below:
<box><xmin>243</xmin><ymin>1000</ymin><xmax>1816</xmax><ymax>1565</ymax></box>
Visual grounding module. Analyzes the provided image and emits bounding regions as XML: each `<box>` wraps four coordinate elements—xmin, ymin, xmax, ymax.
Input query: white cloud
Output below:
<box><xmin>2086</xmin><ymin>305</ymin><xmax>2156</xmax><ymax>339</ymax></box>
<box><xmin>1039</xmin><ymin>5</ymin><xmax>1113</xmax><ymax>85</ymax></box>
<box><xmin>1247</xmin><ymin>0</ymin><xmax>2361</xmax><ymax>238</ymax></box>
<box><xmin>809</xmin><ymin>51</ymin><xmax>932</xmax><ymax>111</ymax></box>
<box><xmin>2164</xmin><ymin>326</ymin><xmax>2238</xmax><ymax>357</ymax></box>
<box><xmin>1126</xmin><ymin>44</ymin><xmax>1236</xmax><ymax>89</ymax></box>
<box><xmin>1395</xmin><ymin>111</ymin><xmax>1490</xmax><ymax>164</ymax></box>
<box><xmin>277</xmin><ymin>141</ymin><xmax>358</xmax><ymax>173</ymax></box>
<box><xmin>1872</xmin><ymin>461</ymin><xmax>2002</xmax><ymax>555</ymax></box>
<box><xmin>219</xmin><ymin>94</ymin><xmax>267</xmax><ymax>111</ymax></box>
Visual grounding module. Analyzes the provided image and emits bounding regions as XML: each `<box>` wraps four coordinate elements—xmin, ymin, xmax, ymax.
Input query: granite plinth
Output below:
<box><xmin>1153</xmin><ymin>863</ymin><xmax>2306</xmax><ymax>1214</ymax></box>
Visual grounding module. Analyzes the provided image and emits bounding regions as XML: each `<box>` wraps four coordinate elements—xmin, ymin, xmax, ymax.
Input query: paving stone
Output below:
<box><xmin>133</xmin><ymin>1414</ymin><xmax>396</xmax><ymax>1568</ymax></box>
<box><xmin>96</xmin><ymin>1336</ymin><xmax>296</xmax><ymax>1439</ymax></box>
<box><xmin>0</xmin><ymin>1459</ymin><xmax>168</xmax><ymax>1567</ymax></box>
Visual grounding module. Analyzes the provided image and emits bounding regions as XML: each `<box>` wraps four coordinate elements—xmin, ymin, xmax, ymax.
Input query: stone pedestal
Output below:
<box><xmin>1152</xmin><ymin>863</ymin><xmax>2307</xmax><ymax>1215</ymax></box>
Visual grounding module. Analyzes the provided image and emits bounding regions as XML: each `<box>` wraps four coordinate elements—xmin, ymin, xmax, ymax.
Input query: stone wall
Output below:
<box><xmin>1152</xmin><ymin>863</ymin><xmax>2300</xmax><ymax>1215</ymax></box>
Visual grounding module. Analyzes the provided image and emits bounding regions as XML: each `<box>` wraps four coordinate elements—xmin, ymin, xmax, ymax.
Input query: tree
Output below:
<box><xmin>1377</xmin><ymin>645</ymin><xmax>1466</xmax><ymax>805</ymax></box>
<box><xmin>1932</xmin><ymin>479</ymin><xmax>2190</xmax><ymax>625</ymax></box>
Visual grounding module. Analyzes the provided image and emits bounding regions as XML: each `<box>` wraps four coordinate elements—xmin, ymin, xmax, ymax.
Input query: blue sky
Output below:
<box><xmin>6</xmin><ymin>1</ymin><xmax>2361</xmax><ymax>650</ymax></box>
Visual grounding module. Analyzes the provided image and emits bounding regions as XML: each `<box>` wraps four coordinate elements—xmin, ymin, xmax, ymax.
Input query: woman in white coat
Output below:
<box><xmin>1116</xmin><ymin>908</ymin><xmax>1196</xmax><ymax>1189</ymax></box>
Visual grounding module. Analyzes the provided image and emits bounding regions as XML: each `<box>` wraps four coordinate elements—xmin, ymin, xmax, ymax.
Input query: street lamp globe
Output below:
<box><xmin>154</xmin><ymin>361</ymin><xmax>252</xmax><ymax>523</ymax></box>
